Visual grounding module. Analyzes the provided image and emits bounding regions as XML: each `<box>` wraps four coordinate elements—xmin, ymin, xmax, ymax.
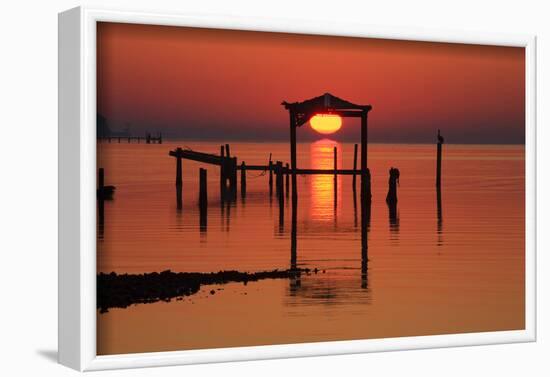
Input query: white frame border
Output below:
<box><xmin>58</xmin><ymin>6</ymin><xmax>536</xmax><ymax>371</ymax></box>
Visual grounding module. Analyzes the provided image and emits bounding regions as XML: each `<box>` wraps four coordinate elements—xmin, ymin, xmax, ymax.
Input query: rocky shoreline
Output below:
<box><xmin>97</xmin><ymin>268</ymin><xmax>309</xmax><ymax>313</ymax></box>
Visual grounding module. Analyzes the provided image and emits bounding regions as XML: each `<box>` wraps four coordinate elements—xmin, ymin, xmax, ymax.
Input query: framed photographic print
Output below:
<box><xmin>58</xmin><ymin>6</ymin><xmax>536</xmax><ymax>371</ymax></box>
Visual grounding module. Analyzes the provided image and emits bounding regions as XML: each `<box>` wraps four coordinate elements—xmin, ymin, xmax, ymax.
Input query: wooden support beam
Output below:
<box><xmin>225</xmin><ymin>144</ymin><xmax>230</xmax><ymax>158</ymax></box>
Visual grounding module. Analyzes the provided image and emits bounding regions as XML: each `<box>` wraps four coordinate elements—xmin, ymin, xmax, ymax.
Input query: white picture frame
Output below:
<box><xmin>58</xmin><ymin>6</ymin><xmax>537</xmax><ymax>371</ymax></box>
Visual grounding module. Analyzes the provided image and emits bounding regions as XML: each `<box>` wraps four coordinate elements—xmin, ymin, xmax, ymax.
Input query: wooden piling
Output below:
<box><xmin>225</xmin><ymin>144</ymin><xmax>231</xmax><ymax>158</ymax></box>
<box><xmin>360</xmin><ymin>112</ymin><xmax>371</xmax><ymax>200</ymax></box>
<box><xmin>333</xmin><ymin>147</ymin><xmax>337</xmax><ymax>177</ymax></box>
<box><xmin>240</xmin><ymin>161</ymin><xmax>247</xmax><ymax>197</ymax></box>
<box><xmin>386</xmin><ymin>167</ymin><xmax>399</xmax><ymax>204</ymax></box>
<box><xmin>199</xmin><ymin>168</ymin><xmax>207</xmax><ymax>231</ymax></box>
<box><xmin>199</xmin><ymin>168</ymin><xmax>207</xmax><ymax>208</ymax></box>
<box><xmin>352</xmin><ymin>143</ymin><xmax>358</xmax><ymax>188</ymax></box>
<box><xmin>230</xmin><ymin>157</ymin><xmax>238</xmax><ymax>195</ymax></box>
<box><xmin>175</xmin><ymin>147</ymin><xmax>183</xmax><ymax>187</ymax></box>
<box><xmin>268</xmin><ymin>159</ymin><xmax>273</xmax><ymax>194</ymax></box>
<box><xmin>285</xmin><ymin>163</ymin><xmax>290</xmax><ymax>196</ymax></box>
<box><xmin>220</xmin><ymin>145</ymin><xmax>225</xmax><ymax>199</ymax></box>
<box><xmin>276</xmin><ymin>161</ymin><xmax>284</xmax><ymax>197</ymax></box>
<box><xmin>276</xmin><ymin>161</ymin><xmax>284</xmax><ymax>230</ymax></box>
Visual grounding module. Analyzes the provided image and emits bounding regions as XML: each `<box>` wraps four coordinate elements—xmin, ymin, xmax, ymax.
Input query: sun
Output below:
<box><xmin>310</xmin><ymin>114</ymin><xmax>342</xmax><ymax>135</ymax></box>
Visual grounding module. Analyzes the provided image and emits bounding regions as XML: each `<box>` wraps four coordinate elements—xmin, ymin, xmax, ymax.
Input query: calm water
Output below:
<box><xmin>96</xmin><ymin>140</ymin><xmax>525</xmax><ymax>355</ymax></box>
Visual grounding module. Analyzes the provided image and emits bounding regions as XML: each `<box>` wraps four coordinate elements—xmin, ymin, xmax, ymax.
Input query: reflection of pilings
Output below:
<box><xmin>388</xmin><ymin>201</ymin><xmax>399</xmax><ymax>236</ymax></box>
<box><xmin>98</xmin><ymin>168</ymin><xmax>105</xmax><ymax>240</ymax></box>
<box><xmin>199</xmin><ymin>168</ymin><xmax>207</xmax><ymax>233</ymax></box>
<box><xmin>98</xmin><ymin>196</ymin><xmax>105</xmax><ymax>241</ymax></box>
<box><xmin>352</xmin><ymin>143</ymin><xmax>358</xmax><ymax>189</ymax></box>
<box><xmin>437</xmin><ymin>188</ymin><xmax>443</xmax><ymax>245</ymax></box>
<box><xmin>436</xmin><ymin>129</ymin><xmax>444</xmax><ymax>188</ymax></box>
<box><xmin>333</xmin><ymin>147</ymin><xmax>338</xmax><ymax>211</ymax></box>
<box><xmin>290</xmin><ymin>185</ymin><xmax>300</xmax><ymax>290</ymax></box>
<box><xmin>176</xmin><ymin>184</ymin><xmax>182</xmax><ymax>211</ymax></box>
<box><xmin>360</xmin><ymin>189</ymin><xmax>371</xmax><ymax>290</ymax></box>
<box><xmin>353</xmin><ymin>184</ymin><xmax>358</xmax><ymax>228</ymax></box>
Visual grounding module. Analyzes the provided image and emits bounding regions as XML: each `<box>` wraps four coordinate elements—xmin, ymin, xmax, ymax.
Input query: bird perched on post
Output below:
<box><xmin>437</xmin><ymin>129</ymin><xmax>444</xmax><ymax>144</ymax></box>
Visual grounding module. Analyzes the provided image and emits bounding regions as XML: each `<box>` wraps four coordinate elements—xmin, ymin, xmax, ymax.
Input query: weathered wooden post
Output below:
<box><xmin>225</xmin><ymin>144</ymin><xmax>231</xmax><ymax>158</ymax></box>
<box><xmin>118</xmin><ymin>137</ymin><xmax>121</xmax><ymax>143</ymax></box>
<box><xmin>333</xmin><ymin>147</ymin><xmax>337</xmax><ymax>177</ymax></box>
<box><xmin>352</xmin><ymin>143</ymin><xmax>358</xmax><ymax>188</ymax></box>
<box><xmin>199</xmin><ymin>168</ymin><xmax>207</xmax><ymax>231</ymax></box>
<box><xmin>240</xmin><ymin>161</ymin><xmax>247</xmax><ymax>198</ymax></box>
<box><xmin>220</xmin><ymin>145</ymin><xmax>226</xmax><ymax>200</ymax></box>
<box><xmin>175</xmin><ymin>147</ymin><xmax>183</xmax><ymax>187</ymax></box>
<box><xmin>360</xmin><ymin>111</ymin><xmax>371</xmax><ymax>201</ymax></box>
<box><xmin>436</xmin><ymin>129</ymin><xmax>444</xmax><ymax>189</ymax></box>
<box><xmin>285</xmin><ymin>163</ymin><xmax>290</xmax><ymax>197</ymax></box>
<box><xmin>268</xmin><ymin>159</ymin><xmax>273</xmax><ymax>195</ymax></box>
<box><xmin>333</xmin><ymin>146</ymin><xmax>338</xmax><ymax>208</ymax></box>
<box><xmin>158</xmin><ymin>132</ymin><xmax>162</xmax><ymax>144</ymax></box>
<box><xmin>276</xmin><ymin>161</ymin><xmax>284</xmax><ymax>232</ymax></box>
<box><xmin>199</xmin><ymin>168</ymin><xmax>207</xmax><ymax>208</ymax></box>
<box><xmin>386</xmin><ymin>167</ymin><xmax>400</xmax><ymax>204</ymax></box>
<box><xmin>289</xmin><ymin>111</ymin><xmax>297</xmax><ymax>198</ymax></box>
<box><xmin>276</xmin><ymin>161</ymin><xmax>284</xmax><ymax>198</ymax></box>
<box><xmin>168</xmin><ymin>148</ymin><xmax>183</xmax><ymax>208</ymax></box>
<box><xmin>231</xmin><ymin>157</ymin><xmax>238</xmax><ymax>199</ymax></box>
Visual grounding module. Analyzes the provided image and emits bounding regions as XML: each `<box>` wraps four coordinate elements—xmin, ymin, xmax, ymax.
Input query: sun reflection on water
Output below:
<box><xmin>310</xmin><ymin>139</ymin><xmax>342</xmax><ymax>222</ymax></box>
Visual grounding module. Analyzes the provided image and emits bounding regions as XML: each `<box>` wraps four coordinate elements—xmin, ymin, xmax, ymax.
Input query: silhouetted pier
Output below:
<box><xmin>96</xmin><ymin>93</ymin><xmax>450</xmax><ymax>301</ymax></box>
<box><xmin>98</xmin><ymin>132</ymin><xmax>162</xmax><ymax>144</ymax></box>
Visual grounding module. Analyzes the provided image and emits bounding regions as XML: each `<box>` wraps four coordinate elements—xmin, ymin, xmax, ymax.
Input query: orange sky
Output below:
<box><xmin>97</xmin><ymin>22</ymin><xmax>525</xmax><ymax>144</ymax></box>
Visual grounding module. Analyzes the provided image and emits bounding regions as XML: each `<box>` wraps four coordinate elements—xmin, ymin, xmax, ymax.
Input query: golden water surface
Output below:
<box><xmin>96</xmin><ymin>140</ymin><xmax>525</xmax><ymax>355</ymax></box>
